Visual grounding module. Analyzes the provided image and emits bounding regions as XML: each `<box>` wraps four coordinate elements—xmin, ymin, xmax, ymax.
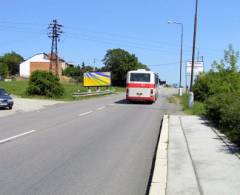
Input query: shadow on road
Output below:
<box><xmin>115</xmin><ymin>99</ymin><xmax>153</xmax><ymax>105</ymax></box>
<box><xmin>0</xmin><ymin>107</ymin><xmax>10</xmax><ymax>111</ymax></box>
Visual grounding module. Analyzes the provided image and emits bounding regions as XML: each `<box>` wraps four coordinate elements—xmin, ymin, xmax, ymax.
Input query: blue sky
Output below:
<box><xmin>0</xmin><ymin>0</ymin><xmax>240</xmax><ymax>84</ymax></box>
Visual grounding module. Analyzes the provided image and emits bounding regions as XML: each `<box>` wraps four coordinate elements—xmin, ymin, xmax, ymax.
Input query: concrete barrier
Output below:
<box><xmin>149</xmin><ymin>115</ymin><xmax>169</xmax><ymax>195</ymax></box>
<box><xmin>72</xmin><ymin>90</ymin><xmax>113</xmax><ymax>97</ymax></box>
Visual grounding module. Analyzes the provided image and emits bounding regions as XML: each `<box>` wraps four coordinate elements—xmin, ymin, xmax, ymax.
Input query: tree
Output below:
<box><xmin>63</xmin><ymin>66</ymin><xmax>83</xmax><ymax>82</ymax></box>
<box><xmin>81</xmin><ymin>62</ymin><xmax>85</xmax><ymax>69</ymax></box>
<box><xmin>0</xmin><ymin>51</ymin><xmax>24</xmax><ymax>76</ymax></box>
<box><xmin>0</xmin><ymin>62</ymin><xmax>9</xmax><ymax>79</ymax></box>
<box><xmin>102</xmin><ymin>48</ymin><xmax>149</xmax><ymax>86</ymax></box>
<box><xmin>211</xmin><ymin>44</ymin><xmax>239</xmax><ymax>72</ymax></box>
<box><xmin>193</xmin><ymin>44</ymin><xmax>240</xmax><ymax>101</ymax></box>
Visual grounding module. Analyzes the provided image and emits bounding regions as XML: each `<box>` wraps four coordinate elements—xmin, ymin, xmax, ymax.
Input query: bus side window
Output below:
<box><xmin>155</xmin><ymin>74</ymin><xmax>159</xmax><ymax>85</ymax></box>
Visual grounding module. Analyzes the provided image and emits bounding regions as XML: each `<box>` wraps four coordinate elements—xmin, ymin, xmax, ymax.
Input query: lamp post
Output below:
<box><xmin>168</xmin><ymin>21</ymin><xmax>183</xmax><ymax>96</ymax></box>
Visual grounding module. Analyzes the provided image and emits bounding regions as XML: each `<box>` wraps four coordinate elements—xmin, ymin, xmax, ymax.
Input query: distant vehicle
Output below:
<box><xmin>0</xmin><ymin>88</ymin><xmax>13</xmax><ymax>109</ymax></box>
<box><xmin>126</xmin><ymin>69</ymin><xmax>159</xmax><ymax>102</ymax></box>
<box><xmin>172</xmin><ymin>83</ymin><xmax>178</xmax><ymax>88</ymax></box>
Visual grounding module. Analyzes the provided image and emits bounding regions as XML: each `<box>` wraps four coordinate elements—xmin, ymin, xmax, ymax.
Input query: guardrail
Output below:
<box><xmin>72</xmin><ymin>90</ymin><xmax>113</xmax><ymax>97</ymax></box>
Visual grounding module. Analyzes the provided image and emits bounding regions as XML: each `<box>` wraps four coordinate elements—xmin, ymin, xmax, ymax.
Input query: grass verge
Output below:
<box><xmin>0</xmin><ymin>80</ymin><xmax>125</xmax><ymax>101</ymax></box>
<box><xmin>179</xmin><ymin>93</ymin><xmax>206</xmax><ymax>116</ymax></box>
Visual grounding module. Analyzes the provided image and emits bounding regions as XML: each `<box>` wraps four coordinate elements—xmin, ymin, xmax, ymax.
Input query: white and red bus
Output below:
<box><xmin>126</xmin><ymin>69</ymin><xmax>159</xmax><ymax>102</ymax></box>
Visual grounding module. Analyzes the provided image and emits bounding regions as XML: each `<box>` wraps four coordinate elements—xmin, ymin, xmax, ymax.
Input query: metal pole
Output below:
<box><xmin>168</xmin><ymin>21</ymin><xmax>184</xmax><ymax>96</ymax></box>
<box><xmin>179</xmin><ymin>23</ymin><xmax>183</xmax><ymax>96</ymax></box>
<box><xmin>190</xmin><ymin>0</ymin><xmax>198</xmax><ymax>91</ymax></box>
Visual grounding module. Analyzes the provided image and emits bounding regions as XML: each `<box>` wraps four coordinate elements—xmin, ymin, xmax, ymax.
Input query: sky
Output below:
<box><xmin>0</xmin><ymin>0</ymin><xmax>240</xmax><ymax>85</ymax></box>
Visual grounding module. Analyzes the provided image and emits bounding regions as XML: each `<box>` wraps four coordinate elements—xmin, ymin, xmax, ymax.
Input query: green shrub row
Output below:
<box><xmin>206</xmin><ymin>93</ymin><xmax>240</xmax><ymax>144</ymax></box>
<box><xmin>193</xmin><ymin>71</ymin><xmax>240</xmax><ymax>145</ymax></box>
<box><xmin>193</xmin><ymin>70</ymin><xmax>240</xmax><ymax>102</ymax></box>
<box><xmin>192</xmin><ymin>45</ymin><xmax>240</xmax><ymax>145</ymax></box>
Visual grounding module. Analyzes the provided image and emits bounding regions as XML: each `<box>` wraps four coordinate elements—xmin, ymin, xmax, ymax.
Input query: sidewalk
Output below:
<box><xmin>167</xmin><ymin>115</ymin><xmax>240</xmax><ymax>195</ymax></box>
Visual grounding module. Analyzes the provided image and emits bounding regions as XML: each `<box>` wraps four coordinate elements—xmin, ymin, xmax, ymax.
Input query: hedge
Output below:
<box><xmin>206</xmin><ymin>92</ymin><xmax>240</xmax><ymax>145</ymax></box>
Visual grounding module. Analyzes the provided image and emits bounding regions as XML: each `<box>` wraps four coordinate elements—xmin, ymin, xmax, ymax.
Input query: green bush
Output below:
<box><xmin>206</xmin><ymin>93</ymin><xmax>240</xmax><ymax>144</ymax></box>
<box><xmin>63</xmin><ymin>66</ymin><xmax>83</xmax><ymax>82</ymax></box>
<box><xmin>193</xmin><ymin>70</ymin><xmax>240</xmax><ymax>102</ymax></box>
<box><xmin>27</xmin><ymin>71</ymin><xmax>64</xmax><ymax>97</ymax></box>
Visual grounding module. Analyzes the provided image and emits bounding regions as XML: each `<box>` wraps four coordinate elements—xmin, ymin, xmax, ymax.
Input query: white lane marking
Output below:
<box><xmin>108</xmin><ymin>104</ymin><xmax>115</xmax><ymax>106</ymax></box>
<box><xmin>0</xmin><ymin>130</ymin><xmax>37</xmax><ymax>144</ymax></box>
<box><xmin>79</xmin><ymin>111</ymin><xmax>93</xmax><ymax>117</ymax></box>
<box><xmin>96</xmin><ymin>106</ymin><xmax>106</xmax><ymax>111</ymax></box>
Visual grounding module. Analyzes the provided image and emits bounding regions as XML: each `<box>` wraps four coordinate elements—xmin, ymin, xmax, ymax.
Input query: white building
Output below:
<box><xmin>19</xmin><ymin>53</ymin><xmax>73</xmax><ymax>78</ymax></box>
<box><xmin>19</xmin><ymin>53</ymin><xmax>50</xmax><ymax>78</ymax></box>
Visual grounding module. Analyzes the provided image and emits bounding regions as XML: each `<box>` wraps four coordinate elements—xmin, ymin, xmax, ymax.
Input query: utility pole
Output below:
<box><xmin>48</xmin><ymin>19</ymin><xmax>63</xmax><ymax>76</ymax></box>
<box><xmin>190</xmin><ymin>0</ymin><xmax>199</xmax><ymax>91</ymax></box>
<box><xmin>179</xmin><ymin>23</ymin><xmax>183</xmax><ymax>95</ymax></box>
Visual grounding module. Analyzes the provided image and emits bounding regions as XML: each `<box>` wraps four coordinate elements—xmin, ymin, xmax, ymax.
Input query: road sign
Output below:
<box><xmin>186</xmin><ymin>61</ymin><xmax>204</xmax><ymax>76</ymax></box>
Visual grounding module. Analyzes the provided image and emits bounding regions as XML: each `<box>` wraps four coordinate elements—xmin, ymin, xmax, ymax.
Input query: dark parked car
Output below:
<box><xmin>0</xmin><ymin>88</ymin><xmax>13</xmax><ymax>109</ymax></box>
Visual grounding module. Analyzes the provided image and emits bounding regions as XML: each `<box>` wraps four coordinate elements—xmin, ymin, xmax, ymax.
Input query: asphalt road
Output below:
<box><xmin>0</xmin><ymin>88</ymin><xmax>179</xmax><ymax>195</ymax></box>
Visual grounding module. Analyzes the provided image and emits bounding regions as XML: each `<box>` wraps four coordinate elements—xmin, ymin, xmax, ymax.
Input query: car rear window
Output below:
<box><xmin>130</xmin><ymin>73</ymin><xmax>150</xmax><ymax>82</ymax></box>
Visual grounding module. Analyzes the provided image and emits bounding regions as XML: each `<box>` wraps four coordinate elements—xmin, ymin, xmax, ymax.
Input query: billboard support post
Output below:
<box><xmin>88</xmin><ymin>87</ymin><xmax>91</xmax><ymax>94</ymax></box>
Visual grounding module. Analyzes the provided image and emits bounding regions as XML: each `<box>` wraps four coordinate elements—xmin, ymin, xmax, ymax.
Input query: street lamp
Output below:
<box><xmin>168</xmin><ymin>20</ymin><xmax>184</xmax><ymax>96</ymax></box>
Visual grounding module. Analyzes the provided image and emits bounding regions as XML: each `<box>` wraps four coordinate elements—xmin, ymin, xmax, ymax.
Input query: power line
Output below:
<box><xmin>148</xmin><ymin>61</ymin><xmax>179</xmax><ymax>66</ymax></box>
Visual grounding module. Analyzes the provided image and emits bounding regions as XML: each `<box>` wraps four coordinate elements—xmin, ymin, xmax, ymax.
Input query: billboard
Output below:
<box><xmin>186</xmin><ymin>61</ymin><xmax>204</xmax><ymax>76</ymax></box>
<box><xmin>83</xmin><ymin>72</ymin><xmax>111</xmax><ymax>87</ymax></box>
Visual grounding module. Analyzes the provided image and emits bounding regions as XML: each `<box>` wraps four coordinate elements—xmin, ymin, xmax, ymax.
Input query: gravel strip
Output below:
<box><xmin>0</xmin><ymin>97</ymin><xmax>65</xmax><ymax>117</ymax></box>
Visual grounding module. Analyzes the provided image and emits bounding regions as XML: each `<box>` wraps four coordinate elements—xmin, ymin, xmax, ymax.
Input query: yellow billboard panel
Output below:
<box><xmin>83</xmin><ymin>72</ymin><xmax>111</xmax><ymax>87</ymax></box>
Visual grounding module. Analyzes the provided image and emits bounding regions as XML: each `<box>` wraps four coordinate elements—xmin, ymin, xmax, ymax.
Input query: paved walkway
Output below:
<box><xmin>167</xmin><ymin>115</ymin><xmax>240</xmax><ymax>195</ymax></box>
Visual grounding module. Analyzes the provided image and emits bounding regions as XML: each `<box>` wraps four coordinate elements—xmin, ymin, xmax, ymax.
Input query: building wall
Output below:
<box><xmin>30</xmin><ymin>62</ymin><xmax>50</xmax><ymax>74</ymax></box>
<box><xmin>20</xmin><ymin>53</ymin><xmax>64</xmax><ymax>78</ymax></box>
<box><xmin>19</xmin><ymin>53</ymin><xmax>50</xmax><ymax>78</ymax></box>
<box><xmin>19</xmin><ymin>60</ymin><xmax>30</xmax><ymax>78</ymax></box>
<box><xmin>30</xmin><ymin>62</ymin><xmax>62</xmax><ymax>76</ymax></box>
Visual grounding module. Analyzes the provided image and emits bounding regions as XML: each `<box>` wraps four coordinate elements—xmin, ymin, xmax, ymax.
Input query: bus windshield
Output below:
<box><xmin>130</xmin><ymin>73</ymin><xmax>151</xmax><ymax>82</ymax></box>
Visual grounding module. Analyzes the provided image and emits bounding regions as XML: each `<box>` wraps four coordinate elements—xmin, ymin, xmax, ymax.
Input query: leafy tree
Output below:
<box><xmin>0</xmin><ymin>51</ymin><xmax>24</xmax><ymax>75</ymax></box>
<box><xmin>102</xmin><ymin>48</ymin><xmax>149</xmax><ymax>86</ymax></box>
<box><xmin>27</xmin><ymin>71</ymin><xmax>64</xmax><ymax>97</ymax></box>
<box><xmin>138</xmin><ymin>62</ymin><xmax>150</xmax><ymax>71</ymax></box>
<box><xmin>211</xmin><ymin>44</ymin><xmax>239</xmax><ymax>72</ymax></box>
<box><xmin>193</xmin><ymin>44</ymin><xmax>240</xmax><ymax>101</ymax></box>
<box><xmin>0</xmin><ymin>62</ymin><xmax>9</xmax><ymax>79</ymax></box>
<box><xmin>81</xmin><ymin>62</ymin><xmax>85</xmax><ymax>69</ymax></box>
<box><xmin>193</xmin><ymin>71</ymin><xmax>240</xmax><ymax>101</ymax></box>
<box><xmin>83</xmin><ymin>65</ymin><xmax>95</xmax><ymax>72</ymax></box>
<box><xmin>63</xmin><ymin>66</ymin><xmax>84</xmax><ymax>82</ymax></box>
<box><xmin>193</xmin><ymin>44</ymin><xmax>240</xmax><ymax>146</ymax></box>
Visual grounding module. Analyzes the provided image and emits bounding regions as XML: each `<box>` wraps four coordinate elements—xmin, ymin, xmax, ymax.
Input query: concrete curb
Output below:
<box><xmin>149</xmin><ymin>115</ymin><xmax>169</xmax><ymax>195</ymax></box>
